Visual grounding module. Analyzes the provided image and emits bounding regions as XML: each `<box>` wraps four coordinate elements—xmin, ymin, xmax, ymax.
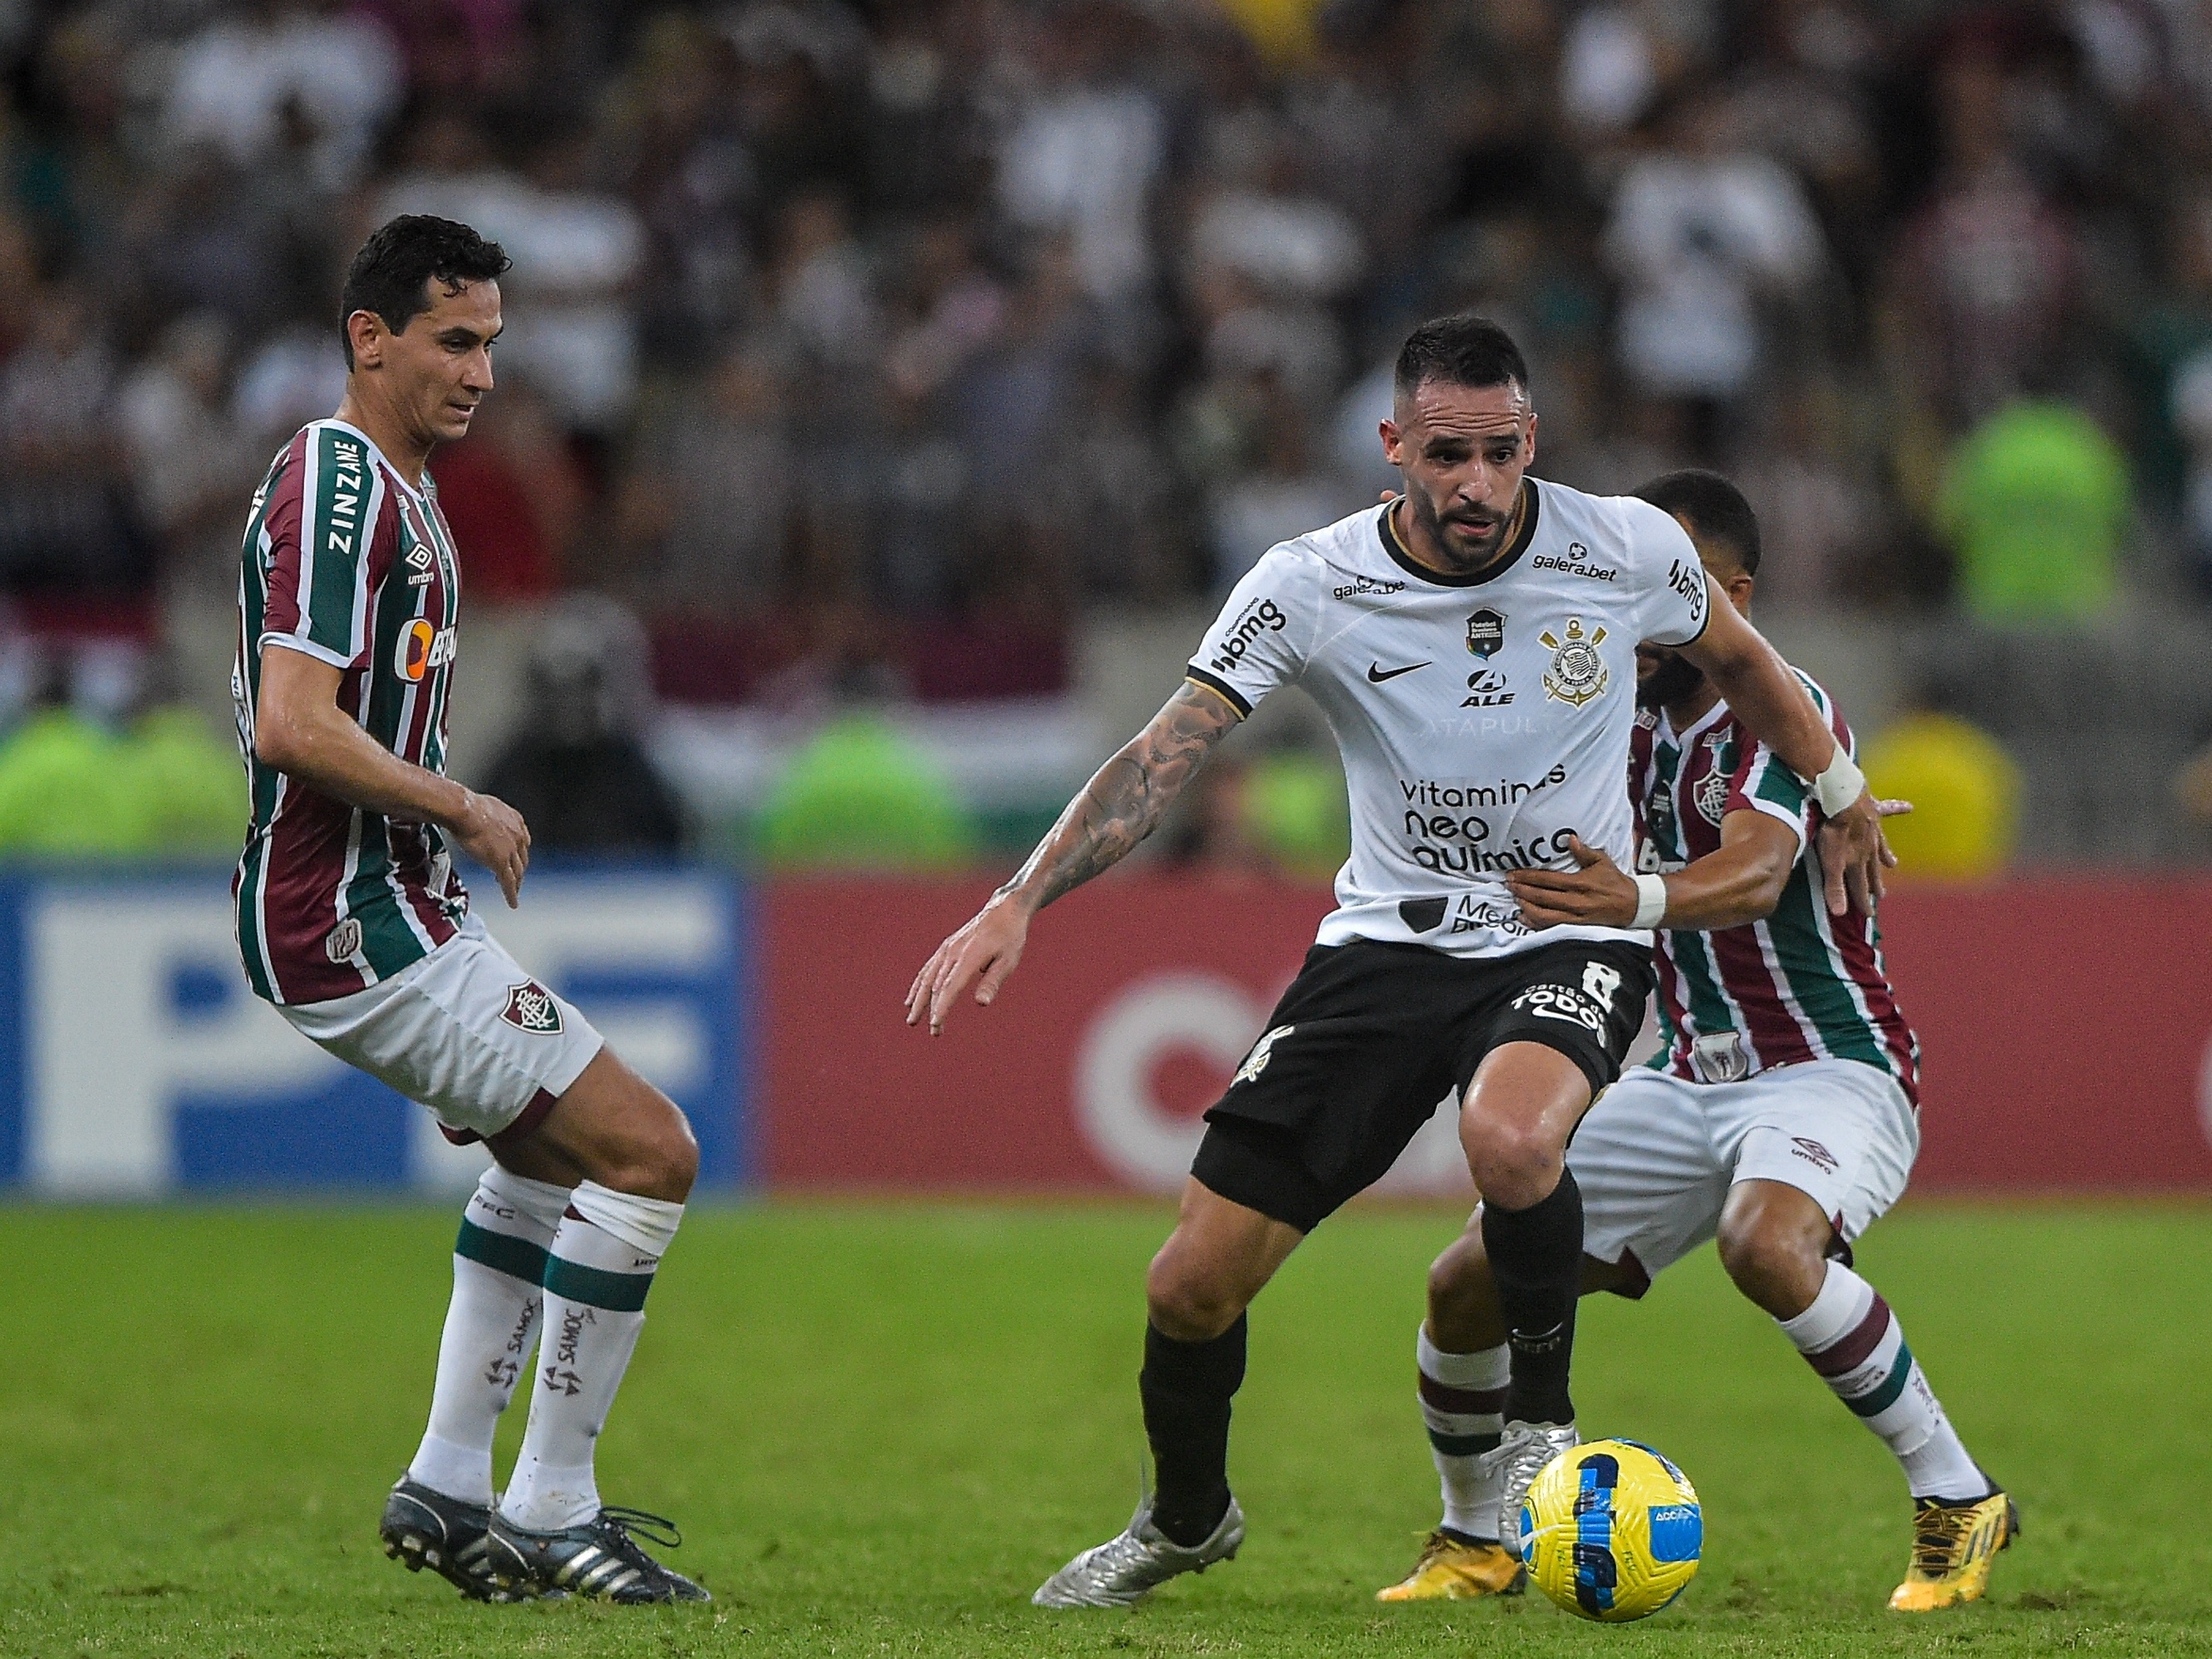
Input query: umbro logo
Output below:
<box><xmin>1368</xmin><ymin>660</ymin><xmax>1430</xmax><ymax>682</ymax></box>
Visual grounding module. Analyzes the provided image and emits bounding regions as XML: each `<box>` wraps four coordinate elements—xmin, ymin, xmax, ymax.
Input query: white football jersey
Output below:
<box><xmin>1187</xmin><ymin>479</ymin><xmax>1712</xmax><ymax>961</ymax></box>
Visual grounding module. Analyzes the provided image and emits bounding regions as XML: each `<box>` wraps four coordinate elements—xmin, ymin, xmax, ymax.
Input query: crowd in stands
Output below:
<box><xmin>7</xmin><ymin>0</ymin><xmax>2212</xmax><ymax>866</ymax></box>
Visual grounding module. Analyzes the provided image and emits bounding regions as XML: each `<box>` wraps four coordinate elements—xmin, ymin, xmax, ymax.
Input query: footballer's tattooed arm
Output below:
<box><xmin>905</xmin><ymin>681</ymin><xmax>1241</xmax><ymax>1035</ymax></box>
<box><xmin>1003</xmin><ymin>681</ymin><xmax>1240</xmax><ymax>908</ymax></box>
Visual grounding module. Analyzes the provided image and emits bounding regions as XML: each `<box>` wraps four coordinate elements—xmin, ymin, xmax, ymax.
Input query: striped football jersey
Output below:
<box><xmin>231</xmin><ymin>419</ymin><xmax>467</xmax><ymax>1006</ymax></box>
<box><xmin>1630</xmin><ymin>672</ymin><xmax>1920</xmax><ymax>1101</ymax></box>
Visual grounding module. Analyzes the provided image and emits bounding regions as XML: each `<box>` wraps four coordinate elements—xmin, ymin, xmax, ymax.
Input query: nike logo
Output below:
<box><xmin>1368</xmin><ymin>660</ymin><xmax>1431</xmax><ymax>682</ymax></box>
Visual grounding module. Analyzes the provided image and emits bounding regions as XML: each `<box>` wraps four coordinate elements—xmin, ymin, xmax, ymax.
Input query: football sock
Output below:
<box><xmin>1417</xmin><ymin>1326</ymin><xmax>1509</xmax><ymax>1541</ymax></box>
<box><xmin>407</xmin><ymin>1165</ymin><xmax>571</xmax><ymax>1505</ymax></box>
<box><xmin>499</xmin><ymin>1182</ymin><xmax>685</xmax><ymax>1533</ymax></box>
<box><xmin>1480</xmin><ymin>1170</ymin><xmax>1584</xmax><ymax>1425</ymax></box>
<box><xmin>1777</xmin><ymin>1262</ymin><xmax>1988</xmax><ymax>1501</ymax></box>
<box><xmin>1139</xmin><ymin>1316</ymin><xmax>1246</xmax><ymax>1548</ymax></box>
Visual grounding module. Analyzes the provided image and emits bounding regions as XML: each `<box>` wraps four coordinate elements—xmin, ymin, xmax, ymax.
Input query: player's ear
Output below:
<box><xmin>347</xmin><ymin>310</ymin><xmax>386</xmax><ymax>371</ymax></box>
<box><xmin>1522</xmin><ymin>410</ymin><xmax>1537</xmax><ymax>470</ymax></box>
<box><xmin>1724</xmin><ymin>570</ymin><xmax>1754</xmax><ymax>613</ymax></box>
<box><xmin>1379</xmin><ymin>417</ymin><xmax>1402</xmax><ymax>465</ymax></box>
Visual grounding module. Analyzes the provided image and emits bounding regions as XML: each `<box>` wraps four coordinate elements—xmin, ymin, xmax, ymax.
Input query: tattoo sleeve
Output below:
<box><xmin>998</xmin><ymin>681</ymin><xmax>1240</xmax><ymax>911</ymax></box>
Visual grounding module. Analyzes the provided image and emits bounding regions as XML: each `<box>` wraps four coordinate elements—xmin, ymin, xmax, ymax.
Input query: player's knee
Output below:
<box><xmin>1145</xmin><ymin>1251</ymin><xmax>1245</xmax><ymax>1343</ymax></box>
<box><xmin>1715</xmin><ymin>1209</ymin><xmax>1820</xmax><ymax>1307</ymax></box>
<box><xmin>602</xmin><ymin>1090</ymin><xmax>698</xmax><ymax>1203</ymax></box>
<box><xmin>1460</xmin><ymin>1115</ymin><xmax>1560</xmax><ymax>1212</ymax></box>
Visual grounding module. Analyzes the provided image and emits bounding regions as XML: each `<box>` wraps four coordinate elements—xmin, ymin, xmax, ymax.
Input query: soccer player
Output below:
<box><xmin>906</xmin><ymin>318</ymin><xmax>1892</xmax><ymax>1606</ymax></box>
<box><xmin>1378</xmin><ymin>470</ymin><xmax>2016</xmax><ymax>1612</ymax></box>
<box><xmin>233</xmin><ymin>215</ymin><xmax>706</xmax><ymax>1604</ymax></box>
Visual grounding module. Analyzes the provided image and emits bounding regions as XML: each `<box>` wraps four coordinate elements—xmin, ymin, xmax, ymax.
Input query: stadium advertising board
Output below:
<box><xmin>0</xmin><ymin>867</ymin><xmax>746</xmax><ymax>1195</ymax></box>
<box><xmin>764</xmin><ymin>875</ymin><xmax>2212</xmax><ymax>1196</ymax></box>
<box><xmin>1</xmin><ymin>869</ymin><xmax>2205</xmax><ymax>1195</ymax></box>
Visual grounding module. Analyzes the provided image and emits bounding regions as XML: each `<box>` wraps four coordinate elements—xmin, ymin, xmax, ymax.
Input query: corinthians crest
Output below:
<box><xmin>1234</xmin><ymin>1024</ymin><xmax>1293</xmax><ymax>1085</ymax></box>
<box><xmin>1539</xmin><ymin>617</ymin><xmax>1609</xmax><ymax>706</ymax></box>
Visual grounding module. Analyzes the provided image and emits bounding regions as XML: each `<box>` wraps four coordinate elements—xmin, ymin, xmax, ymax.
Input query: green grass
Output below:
<box><xmin>1</xmin><ymin>1199</ymin><xmax>2205</xmax><ymax>1657</ymax></box>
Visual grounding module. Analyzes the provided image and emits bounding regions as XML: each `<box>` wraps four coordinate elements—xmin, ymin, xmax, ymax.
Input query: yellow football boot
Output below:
<box><xmin>1375</xmin><ymin>1531</ymin><xmax>1527</xmax><ymax>1602</ymax></box>
<box><xmin>1889</xmin><ymin>1489</ymin><xmax>2019</xmax><ymax>1611</ymax></box>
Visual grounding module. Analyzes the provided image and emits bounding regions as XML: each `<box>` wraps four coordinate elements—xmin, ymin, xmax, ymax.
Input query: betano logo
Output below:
<box><xmin>396</xmin><ymin>619</ymin><xmax>457</xmax><ymax>682</ymax></box>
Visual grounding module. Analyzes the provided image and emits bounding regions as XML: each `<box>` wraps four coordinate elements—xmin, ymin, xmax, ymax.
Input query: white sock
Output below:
<box><xmin>1777</xmin><ymin>1262</ymin><xmax>1988</xmax><ymax>1501</ymax></box>
<box><xmin>498</xmin><ymin>1182</ymin><xmax>685</xmax><ymax>1533</ymax></box>
<box><xmin>407</xmin><ymin>1165</ymin><xmax>572</xmax><ymax>1505</ymax></box>
<box><xmin>1418</xmin><ymin>1326</ymin><xmax>1511</xmax><ymax>1541</ymax></box>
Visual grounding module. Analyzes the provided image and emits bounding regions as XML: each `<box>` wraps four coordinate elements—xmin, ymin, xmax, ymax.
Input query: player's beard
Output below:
<box><xmin>1407</xmin><ymin>485</ymin><xmax>1512</xmax><ymax>573</ymax></box>
<box><xmin>1637</xmin><ymin>648</ymin><xmax>1703</xmax><ymax>711</ymax></box>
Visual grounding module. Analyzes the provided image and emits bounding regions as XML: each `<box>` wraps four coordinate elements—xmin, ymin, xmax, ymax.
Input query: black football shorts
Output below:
<box><xmin>1189</xmin><ymin>936</ymin><xmax>1653</xmax><ymax>1233</ymax></box>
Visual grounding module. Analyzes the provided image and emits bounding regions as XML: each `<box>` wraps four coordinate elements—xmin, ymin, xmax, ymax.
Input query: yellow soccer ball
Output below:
<box><xmin>1515</xmin><ymin>1438</ymin><xmax>1703</xmax><ymax>1622</ymax></box>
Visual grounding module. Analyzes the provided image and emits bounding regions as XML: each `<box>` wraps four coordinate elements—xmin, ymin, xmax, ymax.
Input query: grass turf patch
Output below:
<box><xmin>0</xmin><ymin>1198</ymin><xmax>2205</xmax><ymax>1657</ymax></box>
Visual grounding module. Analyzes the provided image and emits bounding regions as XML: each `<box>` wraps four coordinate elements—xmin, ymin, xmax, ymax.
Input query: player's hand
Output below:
<box><xmin>1816</xmin><ymin>790</ymin><xmax>1889</xmax><ymax>917</ymax></box>
<box><xmin>1502</xmin><ymin>834</ymin><xmax>1638</xmax><ymax>930</ymax></box>
<box><xmin>450</xmin><ymin>789</ymin><xmax>531</xmax><ymax>908</ymax></box>
<box><xmin>906</xmin><ymin>894</ymin><xmax>1030</xmax><ymax>1036</ymax></box>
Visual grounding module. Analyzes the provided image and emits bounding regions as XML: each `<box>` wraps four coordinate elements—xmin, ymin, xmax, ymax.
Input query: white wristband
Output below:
<box><xmin>1630</xmin><ymin>873</ymin><xmax>1668</xmax><ymax>930</ymax></box>
<box><xmin>1811</xmin><ymin>745</ymin><xmax>1865</xmax><ymax>817</ymax></box>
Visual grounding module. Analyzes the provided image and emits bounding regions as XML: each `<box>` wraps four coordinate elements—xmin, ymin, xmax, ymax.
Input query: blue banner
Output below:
<box><xmin>0</xmin><ymin>864</ymin><xmax>748</xmax><ymax>1194</ymax></box>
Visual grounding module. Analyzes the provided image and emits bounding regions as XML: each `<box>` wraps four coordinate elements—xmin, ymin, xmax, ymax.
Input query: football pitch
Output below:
<box><xmin>3</xmin><ymin>1200</ymin><xmax>2206</xmax><ymax>1657</ymax></box>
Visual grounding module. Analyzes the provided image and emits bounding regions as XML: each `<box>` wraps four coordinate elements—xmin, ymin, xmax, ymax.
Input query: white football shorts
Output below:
<box><xmin>278</xmin><ymin>912</ymin><xmax>604</xmax><ymax>1142</ymax></box>
<box><xmin>1570</xmin><ymin>1058</ymin><xmax>1920</xmax><ymax>1292</ymax></box>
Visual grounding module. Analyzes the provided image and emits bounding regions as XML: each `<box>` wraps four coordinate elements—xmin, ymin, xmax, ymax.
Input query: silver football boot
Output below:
<box><xmin>1032</xmin><ymin>1498</ymin><xmax>1246</xmax><ymax>1607</ymax></box>
<box><xmin>1486</xmin><ymin>1420</ymin><xmax>1579</xmax><ymax>1559</ymax></box>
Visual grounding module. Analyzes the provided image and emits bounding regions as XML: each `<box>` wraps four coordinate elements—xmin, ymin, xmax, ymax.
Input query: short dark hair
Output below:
<box><xmin>1394</xmin><ymin>314</ymin><xmax>1530</xmax><ymax>401</ymax></box>
<box><xmin>1634</xmin><ymin>469</ymin><xmax>1761</xmax><ymax>576</ymax></box>
<box><xmin>338</xmin><ymin>215</ymin><xmax>512</xmax><ymax>369</ymax></box>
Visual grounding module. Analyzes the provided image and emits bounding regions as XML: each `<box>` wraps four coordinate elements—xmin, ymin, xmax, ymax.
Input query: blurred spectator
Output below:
<box><xmin>116</xmin><ymin>315</ymin><xmax>263</xmax><ymax>590</ymax></box>
<box><xmin>232</xmin><ymin>325</ymin><xmax>348</xmax><ymax>451</ymax></box>
<box><xmin>0</xmin><ymin>672</ymin><xmax>147</xmax><ymax>859</ymax></box>
<box><xmin>1733</xmin><ymin>390</ymin><xmax>1884</xmax><ymax>607</ymax></box>
<box><xmin>753</xmin><ymin>711</ymin><xmax>976</xmax><ymax>870</ymax></box>
<box><xmin>1243</xmin><ymin>750</ymin><xmax>1349</xmax><ymax>879</ymax></box>
<box><xmin>118</xmin><ymin>702</ymin><xmax>249</xmax><ymax>857</ymax></box>
<box><xmin>620</xmin><ymin>346</ymin><xmax>796</xmax><ymax>615</ymax></box>
<box><xmin>1937</xmin><ymin>401</ymin><xmax>2130</xmax><ymax>623</ymax></box>
<box><xmin>0</xmin><ymin>0</ymin><xmax>2209</xmax><ymax>872</ymax></box>
<box><xmin>995</xmin><ymin>6</ymin><xmax>1164</xmax><ymax>308</ymax></box>
<box><xmin>1158</xmin><ymin>756</ymin><xmax>1271</xmax><ymax>879</ymax></box>
<box><xmin>1861</xmin><ymin>697</ymin><xmax>2021</xmax><ymax>880</ymax></box>
<box><xmin>766</xmin><ymin>190</ymin><xmax>880</xmax><ymax>370</ymax></box>
<box><xmin>428</xmin><ymin>379</ymin><xmax>583</xmax><ymax>603</ymax></box>
<box><xmin>1884</xmin><ymin>51</ymin><xmax>2084</xmax><ymax>431</ymax></box>
<box><xmin>381</xmin><ymin>118</ymin><xmax>644</xmax><ymax>431</ymax></box>
<box><xmin>159</xmin><ymin>0</ymin><xmax>404</xmax><ymax>191</ymax></box>
<box><xmin>0</xmin><ymin>287</ymin><xmax>145</xmax><ymax>598</ymax></box>
<box><xmin>480</xmin><ymin>597</ymin><xmax>685</xmax><ymax>853</ymax></box>
<box><xmin>1205</xmin><ymin>372</ymin><xmax>1355</xmax><ymax>590</ymax></box>
<box><xmin>1604</xmin><ymin>91</ymin><xmax>1828</xmax><ymax>455</ymax></box>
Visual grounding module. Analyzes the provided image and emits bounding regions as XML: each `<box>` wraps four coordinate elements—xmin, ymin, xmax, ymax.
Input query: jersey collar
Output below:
<box><xmin>1375</xmin><ymin>480</ymin><xmax>1541</xmax><ymax>588</ymax></box>
<box><xmin>1656</xmin><ymin>694</ymin><xmax>1731</xmax><ymax>750</ymax></box>
<box><xmin>319</xmin><ymin>418</ymin><xmax>429</xmax><ymax>505</ymax></box>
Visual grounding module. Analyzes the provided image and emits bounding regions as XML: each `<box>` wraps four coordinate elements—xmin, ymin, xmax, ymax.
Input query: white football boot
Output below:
<box><xmin>1032</xmin><ymin>1498</ymin><xmax>1245</xmax><ymax>1607</ymax></box>
<box><xmin>1486</xmin><ymin>1420</ymin><xmax>1579</xmax><ymax>1559</ymax></box>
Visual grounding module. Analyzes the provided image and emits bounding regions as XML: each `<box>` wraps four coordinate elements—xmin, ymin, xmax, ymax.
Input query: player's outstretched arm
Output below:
<box><xmin>1673</xmin><ymin>599</ymin><xmax>1890</xmax><ymax>917</ymax></box>
<box><xmin>904</xmin><ymin>680</ymin><xmax>1241</xmax><ymax>1036</ymax></box>
<box><xmin>254</xmin><ymin>643</ymin><xmax>532</xmax><ymax>906</ymax></box>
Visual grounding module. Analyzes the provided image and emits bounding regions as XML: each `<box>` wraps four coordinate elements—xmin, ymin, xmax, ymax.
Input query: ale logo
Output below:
<box><xmin>500</xmin><ymin>981</ymin><xmax>563</xmax><ymax>1035</ymax></box>
<box><xmin>396</xmin><ymin>618</ymin><xmax>457</xmax><ymax>682</ymax></box>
